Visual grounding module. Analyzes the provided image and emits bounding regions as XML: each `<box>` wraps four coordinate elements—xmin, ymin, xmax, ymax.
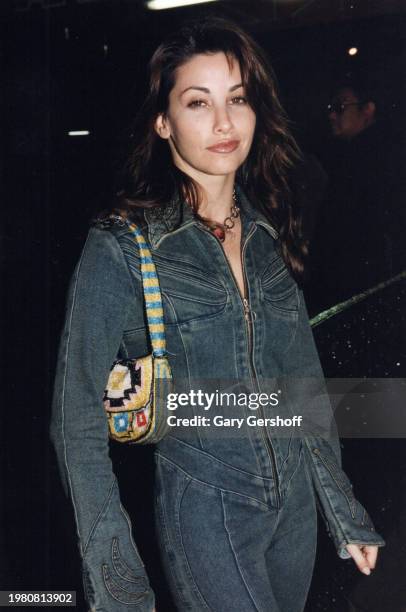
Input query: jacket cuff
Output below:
<box><xmin>79</xmin><ymin>481</ymin><xmax>155</xmax><ymax>611</ymax></box>
<box><xmin>337</xmin><ymin>538</ymin><xmax>386</xmax><ymax>560</ymax></box>
<box><xmin>303</xmin><ymin>436</ymin><xmax>386</xmax><ymax>560</ymax></box>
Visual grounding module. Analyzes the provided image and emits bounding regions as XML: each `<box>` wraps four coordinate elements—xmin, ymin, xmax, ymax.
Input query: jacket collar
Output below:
<box><xmin>144</xmin><ymin>183</ymin><xmax>278</xmax><ymax>249</ymax></box>
<box><xmin>235</xmin><ymin>184</ymin><xmax>278</xmax><ymax>240</ymax></box>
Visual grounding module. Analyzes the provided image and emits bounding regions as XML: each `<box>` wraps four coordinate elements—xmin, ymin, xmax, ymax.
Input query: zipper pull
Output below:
<box><xmin>243</xmin><ymin>298</ymin><xmax>257</xmax><ymax>322</ymax></box>
<box><xmin>243</xmin><ymin>298</ymin><xmax>251</xmax><ymax>321</ymax></box>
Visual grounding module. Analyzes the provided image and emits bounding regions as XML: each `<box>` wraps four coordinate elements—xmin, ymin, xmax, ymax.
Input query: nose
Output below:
<box><xmin>213</xmin><ymin>105</ymin><xmax>233</xmax><ymax>134</ymax></box>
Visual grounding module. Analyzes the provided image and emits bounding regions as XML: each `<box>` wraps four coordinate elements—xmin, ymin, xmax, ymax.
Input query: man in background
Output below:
<box><xmin>309</xmin><ymin>76</ymin><xmax>405</xmax><ymax>311</ymax></box>
<box><xmin>307</xmin><ymin>76</ymin><xmax>406</xmax><ymax>612</ymax></box>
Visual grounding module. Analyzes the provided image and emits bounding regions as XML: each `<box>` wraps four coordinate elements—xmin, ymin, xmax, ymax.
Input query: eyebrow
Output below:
<box><xmin>180</xmin><ymin>83</ymin><xmax>243</xmax><ymax>96</ymax></box>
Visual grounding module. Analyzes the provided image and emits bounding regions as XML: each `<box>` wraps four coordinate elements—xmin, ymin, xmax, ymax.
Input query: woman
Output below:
<box><xmin>50</xmin><ymin>17</ymin><xmax>385</xmax><ymax>612</ymax></box>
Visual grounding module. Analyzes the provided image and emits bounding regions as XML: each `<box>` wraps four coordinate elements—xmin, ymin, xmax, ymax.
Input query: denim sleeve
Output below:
<box><xmin>50</xmin><ymin>227</ymin><xmax>155</xmax><ymax>611</ymax></box>
<box><xmin>283</xmin><ymin>289</ymin><xmax>385</xmax><ymax>559</ymax></box>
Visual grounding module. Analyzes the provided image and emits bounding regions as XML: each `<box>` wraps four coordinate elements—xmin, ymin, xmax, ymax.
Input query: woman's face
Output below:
<box><xmin>155</xmin><ymin>52</ymin><xmax>256</xmax><ymax>181</ymax></box>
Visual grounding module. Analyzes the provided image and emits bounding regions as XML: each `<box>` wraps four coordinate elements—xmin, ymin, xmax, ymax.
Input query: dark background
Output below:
<box><xmin>1</xmin><ymin>1</ymin><xmax>405</xmax><ymax>610</ymax></box>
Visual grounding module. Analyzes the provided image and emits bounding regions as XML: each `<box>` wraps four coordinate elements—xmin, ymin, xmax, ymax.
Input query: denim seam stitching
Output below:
<box><xmin>123</xmin><ymin>326</ymin><xmax>152</xmax><ymax>334</ymax></box>
<box><xmin>152</xmin><ymin>252</ymin><xmax>210</xmax><ymax>271</ymax></box>
<box><xmin>261</xmin><ymin>268</ymin><xmax>288</xmax><ymax>289</ymax></box>
<box><xmin>303</xmin><ymin>442</ymin><xmax>346</xmax><ymax>543</ymax></box>
<box><xmin>279</xmin><ymin>433</ymin><xmax>293</xmax><ymax>475</ymax></box>
<box><xmin>177</xmin><ymin>480</ymin><xmax>212</xmax><ymax>611</ymax></box>
<box><xmin>160</xmin><ymin>291</ymin><xmax>178</xmax><ymax>326</ymax></box>
<box><xmin>83</xmin><ymin>477</ymin><xmax>116</xmax><ymax>556</ymax></box>
<box><xmin>153</xmin><ymin>262</ymin><xmax>225</xmax><ymax>293</ymax></box>
<box><xmin>103</xmin><ymin>564</ymin><xmax>147</xmax><ymax>595</ymax></box>
<box><xmin>260</xmin><ymin>258</ymin><xmax>298</xmax><ymax>309</ymax></box>
<box><xmin>262</xmin><ymin>278</ymin><xmax>295</xmax><ymax>300</ymax></box>
<box><xmin>339</xmin><ymin>538</ymin><xmax>385</xmax><ymax>550</ymax></box>
<box><xmin>161</xmin><ymin>289</ymin><xmax>229</xmax><ymax>328</ymax></box>
<box><xmin>282</xmin><ymin>445</ymin><xmax>304</xmax><ymax>498</ymax></box>
<box><xmin>121</xmin><ymin>252</ymin><xmax>142</xmax><ymax>282</ymax></box>
<box><xmin>162</xmin><ymin>438</ymin><xmax>274</xmax><ymax>481</ymax></box>
<box><xmin>285</xmin><ymin>286</ymin><xmax>301</xmax><ymax>351</ymax></box>
<box><xmin>119</xmin><ymin>503</ymin><xmax>146</xmax><ymax>568</ymax></box>
<box><xmin>156</xmin><ymin>476</ymin><xmax>197</xmax><ymax>609</ymax></box>
<box><xmin>175</xmin><ymin>312</ymin><xmax>191</xmax><ymax>373</ymax></box>
<box><xmin>156</xmin><ymin>454</ymin><xmax>270</xmax><ymax>510</ymax></box>
<box><xmin>261</xmin><ymin>293</ymin><xmax>299</xmax><ymax>315</ymax></box>
<box><xmin>60</xmin><ymin>230</ymin><xmax>92</xmax><ymax>555</ymax></box>
<box><xmin>255</xmin><ymin>219</ymin><xmax>278</xmax><ymax>240</ymax></box>
<box><xmin>111</xmin><ymin>537</ymin><xmax>142</xmax><ymax>583</ymax></box>
<box><xmin>155</xmin><ymin>479</ymin><xmax>173</xmax><ymax>552</ymax></box>
<box><xmin>314</xmin><ymin>451</ymin><xmax>357</xmax><ymax>519</ymax></box>
<box><xmin>161</xmin><ymin>290</ymin><xmax>227</xmax><ymax>306</ymax></box>
<box><xmin>115</xmin><ymin>233</ymin><xmax>144</xmax><ymax>302</ymax></box>
<box><xmin>162</xmin><ymin>291</ymin><xmax>229</xmax><ymax>325</ymax></box>
<box><xmin>220</xmin><ymin>487</ymin><xmax>270</xmax><ymax>511</ymax></box>
<box><xmin>153</xmin><ymin>221</ymin><xmax>196</xmax><ymax>249</ymax></box>
<box><xmin>175</xmin><ymin>324</ymin><xmax>203</xmax><ymax>447</ymax></box>
<box><xmin>101</xmin><ymin>564</ymin><xmax>148</xmax><ymax>605</ymax></box>
<box><xmin>259</xmin><ymin>254</ymin><xmax>284</xmax><ymax>282</ymax></box>
<box><xmin>220</xmin><ymin>491</ymin><xmax>261</xmax><ymax>612</ymax></box>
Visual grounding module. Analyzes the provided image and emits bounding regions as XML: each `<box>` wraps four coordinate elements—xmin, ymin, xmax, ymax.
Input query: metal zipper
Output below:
<box><xmin>197</xmin><ymin>222</ymin><xmax>281</xmax><ymax>506</ymax></box>
<box><xmin>240</xmin><ymin>239</ymin><xmax>281</xmax><ymax>507</ymax></box>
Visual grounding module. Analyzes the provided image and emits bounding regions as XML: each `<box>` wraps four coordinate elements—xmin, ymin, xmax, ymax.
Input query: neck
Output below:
<box><xmin>171</xmin><ymin>156</ymin><xmax>237</xmax><ymax>221</ymax></box>
<box><xmin>197</xmin><ymin>175</ymin><xmax>236</xmax><ymax>223</ymax></box>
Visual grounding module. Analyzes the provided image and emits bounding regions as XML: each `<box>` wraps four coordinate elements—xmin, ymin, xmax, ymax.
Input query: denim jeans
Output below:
<box><xmin>154</xmin><ymin>436</ymin><xmax>317</xmax><ymax>612</ymax></box>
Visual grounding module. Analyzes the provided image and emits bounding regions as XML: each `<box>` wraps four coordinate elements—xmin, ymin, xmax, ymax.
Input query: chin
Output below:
<box><xmin>206</xmin><ymin>165</ymin><xmax>242</xmax><ymax>177</ymax></box>
<box><xmin>207</xmin><ymin>156</ymin><xmax>247</xmax><ymax>175</ymax></box>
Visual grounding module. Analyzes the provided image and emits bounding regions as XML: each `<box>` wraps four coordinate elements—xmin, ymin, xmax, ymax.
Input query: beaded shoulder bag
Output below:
<box><xmin>103</xmin><ymin>220</ymin><xmax>173</xmax><ymax>444</ymax></box>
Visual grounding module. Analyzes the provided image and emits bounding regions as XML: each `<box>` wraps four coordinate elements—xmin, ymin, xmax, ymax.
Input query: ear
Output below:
<box><xmin>154</xmin><ymin>113</ymin><xmax>171</xmax><ymax>140</ymax></box>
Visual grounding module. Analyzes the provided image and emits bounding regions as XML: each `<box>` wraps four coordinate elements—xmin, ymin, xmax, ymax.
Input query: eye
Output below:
<box><xmin>187</xmin><ymin>99</ymin><xmax>208</xmax><ymax>108</ymax></box>
<box><xmin>230</xmin><ymin>96</ymin><xmax>248</xmax><ymax>105</ymax></box>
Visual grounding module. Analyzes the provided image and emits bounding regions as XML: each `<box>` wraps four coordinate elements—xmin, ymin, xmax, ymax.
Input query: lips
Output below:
<box><xmin>206</xmin><ymin>140</ymin><xmax>240</xmax><ymax>153</ymax></box>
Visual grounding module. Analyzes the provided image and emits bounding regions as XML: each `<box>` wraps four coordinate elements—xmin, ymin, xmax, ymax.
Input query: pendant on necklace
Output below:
<box><xmin>213</xmin><ymin>226</ymin><xmax>226</xmax><ymax>242</ymax></box>
<box><xmin>199</xmin><ymin>188</ymin><xmax>240</xmax><ymax>243</ymax></box>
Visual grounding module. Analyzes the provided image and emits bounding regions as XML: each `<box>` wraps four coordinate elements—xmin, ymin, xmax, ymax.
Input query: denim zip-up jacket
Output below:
<box><xmin>50</xmin><ymin>185</ymin><xmax>385</xmax><ymax>612</ymax></box>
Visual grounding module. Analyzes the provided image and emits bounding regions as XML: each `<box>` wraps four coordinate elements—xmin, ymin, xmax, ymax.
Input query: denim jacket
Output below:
<box><xmin>50</xmin><ymin>185</ymin><xmax>385</xmax><ymax>612</ymax></box>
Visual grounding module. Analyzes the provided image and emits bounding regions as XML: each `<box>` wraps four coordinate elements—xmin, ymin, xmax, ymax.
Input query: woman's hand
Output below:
<box><xmin>345</xmin><ymin>543</ymin><xmax>378</xmax><ymax>575</ymax></box>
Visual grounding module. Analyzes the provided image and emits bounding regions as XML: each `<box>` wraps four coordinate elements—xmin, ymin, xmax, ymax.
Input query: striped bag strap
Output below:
<box><xmin>125</xmin><ymin>221</ymin><xmax>166</xmax><ymax>358</ymax></box>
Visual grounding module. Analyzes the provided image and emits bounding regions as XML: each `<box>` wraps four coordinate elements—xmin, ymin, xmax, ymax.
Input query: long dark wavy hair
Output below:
<box><xmin>114</xmin><ymin>17</ymin><xmax>307</xmax><ymax>280</ymax></box>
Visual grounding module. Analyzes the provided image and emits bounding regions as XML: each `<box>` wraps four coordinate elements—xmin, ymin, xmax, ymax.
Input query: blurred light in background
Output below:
<box><xmin>146</xmin><ymin>0</ymin><xmax>218</xmax><ymax>10</ymax></box>
<box><xmin>348</xmin><ymin>47</ymin><xmax>358</xmax><ymax>56</ymax></box>
<box><xmin>68</xmin><ymin>131</ymin><xmax>90</xmax><ymax>136</ymax></box>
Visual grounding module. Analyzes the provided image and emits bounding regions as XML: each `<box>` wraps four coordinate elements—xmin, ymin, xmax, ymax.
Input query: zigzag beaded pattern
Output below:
<box><xmin>126</xmin><ymin>222</ymin><xmax>166</xmax><ymax>357</ymax></box>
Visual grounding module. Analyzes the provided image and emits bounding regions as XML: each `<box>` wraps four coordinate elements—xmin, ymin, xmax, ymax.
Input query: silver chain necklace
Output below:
<box><xmin>201</xmin><ymin>188</ymin><xmax>240</xmax><ymax>242</ymax></box>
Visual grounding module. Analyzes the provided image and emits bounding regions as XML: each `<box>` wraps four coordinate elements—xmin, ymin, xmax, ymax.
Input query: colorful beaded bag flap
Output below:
<box><xmin>103</xmin><ymin>220</ymin><xmax>173</xmax><ymax>444</ymax></box>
